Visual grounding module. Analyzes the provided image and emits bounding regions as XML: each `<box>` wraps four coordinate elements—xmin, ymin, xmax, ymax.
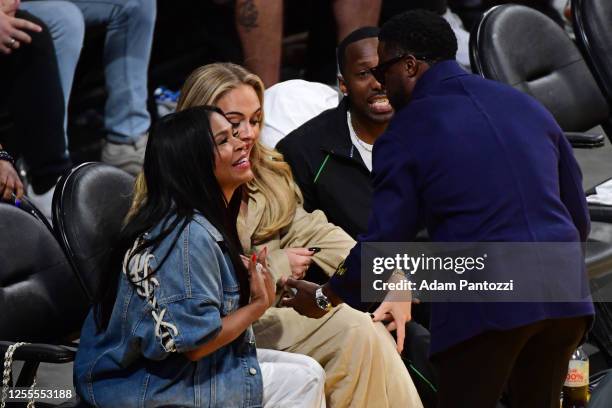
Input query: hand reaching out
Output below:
<box><xmin>371</xmin><ymin>272</ymin><xmax>413</xmax><ymax>354</ymax></box>
<box><xmin>371</xmin><ymin>299</ymin><xmax>412</xmax><ymax>354</ymax></box>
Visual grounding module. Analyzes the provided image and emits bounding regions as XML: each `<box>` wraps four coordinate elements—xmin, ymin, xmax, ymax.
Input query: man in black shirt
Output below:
<box><xmin>277</xmin><ymin>26</ymin><xmax>393</xmax><ymax>238</ymax></box>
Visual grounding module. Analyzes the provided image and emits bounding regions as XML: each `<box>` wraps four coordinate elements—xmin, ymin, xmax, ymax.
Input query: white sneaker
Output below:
<box><xmin>26</xmin><ymin>183</ymin><xmax>55</xmax><ymax>222</ymax></box>
<box><xmin>101</xmin><ymin>134</ymin><xmax>148</xmax><ymax>176</ymax></box>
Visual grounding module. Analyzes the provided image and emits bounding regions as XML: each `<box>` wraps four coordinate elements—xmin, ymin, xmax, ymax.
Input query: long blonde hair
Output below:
<box><xmin>130</xmin><ymin>63</ymin><xmax>301</xmax><ymax>241</ymax></box>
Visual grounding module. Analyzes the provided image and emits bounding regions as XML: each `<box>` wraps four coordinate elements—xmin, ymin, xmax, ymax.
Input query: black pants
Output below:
<box><xmin>432</xmin><ymin>316</ymin><xmax>589</xmax><ymax>408</ymax></box>
<box><xmin>0</xmin><ymin>11</ymin><xmax>71</xmax><ymax>192</ymax></box>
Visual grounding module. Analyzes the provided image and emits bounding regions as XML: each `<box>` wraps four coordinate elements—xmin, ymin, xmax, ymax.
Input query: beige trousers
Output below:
<box><xmin>253</xmin><ymin>304</ymin><xmax>423</xmax><ymax>408</ymax></box>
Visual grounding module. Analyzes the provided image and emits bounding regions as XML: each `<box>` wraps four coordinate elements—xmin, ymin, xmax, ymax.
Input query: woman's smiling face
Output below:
<box><xmin>216</xmin><ymin>84</ymin><xmax>262</xmax><ymax>160</ymax></box>
<box><xmin>209</xmin><ymin>111</ymin><xmax>254</xmax><ymax>200</ymax></box>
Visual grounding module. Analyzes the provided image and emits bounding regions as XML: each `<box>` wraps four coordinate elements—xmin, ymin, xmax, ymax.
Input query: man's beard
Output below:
<box><xmin>388</xmin><ymin>89</ymin><xmax>410</xmax><ymax>112</ymax></box>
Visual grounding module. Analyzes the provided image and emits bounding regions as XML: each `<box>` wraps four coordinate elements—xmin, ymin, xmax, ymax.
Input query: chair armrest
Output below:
<box><xmin>565</xmin><ymin>132</ymin><xmax>605</xmax><ymax>148</ymax></box>
<box><xmin>590</xmin><ymin>204</ymin><xmax>612</xmax><ymax>223</ymax></box>
<box><xmin>0</xmin><ymin>341</ymin><xmax>76</xmax><ymax>363</ymax></box>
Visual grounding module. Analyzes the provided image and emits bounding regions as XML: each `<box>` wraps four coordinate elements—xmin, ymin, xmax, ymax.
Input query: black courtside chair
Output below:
<box><xmin>470</xmin><ymin>4</ymin><xmax>608</xmax><ymax>148</ymax></box>
<box><xmin>52</xmin><ymin>162</ymin><xmax>135</xmax><ymax>302</ymax></box>
<box><xmin>0</xmin><ymin>162</ymin><xmax>133</xmax><ymax>407</ymax></box>
<box><xmin>0</xmin><ymin>202</ymin><xmax>89</xmax><ymax>407</ymax></box>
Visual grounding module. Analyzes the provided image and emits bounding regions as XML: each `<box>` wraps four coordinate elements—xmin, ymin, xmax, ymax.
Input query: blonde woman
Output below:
<box><xmin>131</xmin><ymin>63</ymin><xmax>423</xmax><ymax>408</ymax></box>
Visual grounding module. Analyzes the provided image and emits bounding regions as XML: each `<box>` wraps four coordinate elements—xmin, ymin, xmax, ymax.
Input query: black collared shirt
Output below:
<box><xmin>277</xmin><ymin>98</ymin><xmax>372</xmax><ymax>239</ymax></box>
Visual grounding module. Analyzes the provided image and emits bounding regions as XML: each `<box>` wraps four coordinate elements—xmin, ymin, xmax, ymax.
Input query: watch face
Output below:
<box><xmin>316</xmin><ymin>297</ymin><xmax>329</xmax><ymax>310</ymax></box>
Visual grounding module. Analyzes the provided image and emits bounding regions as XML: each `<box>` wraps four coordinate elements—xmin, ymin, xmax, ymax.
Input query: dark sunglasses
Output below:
<box><xmin>371</xmin><ymin>53</ymin><xmax>428</xmax><ymax>86</ymax></box>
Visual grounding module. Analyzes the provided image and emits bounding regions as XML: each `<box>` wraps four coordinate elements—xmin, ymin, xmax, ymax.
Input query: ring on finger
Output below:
<box><xmin>256</xmin><ymin>263</ymin><xmax>263</xmax><ymax>273</ymax></box>
<box><xmin>9</xmin><ymin>38</ymin><xmax>16</xmax><ymax>47</ymax></box>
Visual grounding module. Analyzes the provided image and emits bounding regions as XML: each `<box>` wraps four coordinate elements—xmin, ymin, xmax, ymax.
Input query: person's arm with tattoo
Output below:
<box><xmin>236</xmin><ymin>0</ymin><xmax>282</xmax><ymax>87</ymax></box>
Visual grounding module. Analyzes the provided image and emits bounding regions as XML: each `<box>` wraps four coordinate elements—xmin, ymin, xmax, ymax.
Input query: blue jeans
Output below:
<box><xmin>21</xmin><ymin>0</ymin><xmax>155</xmax><ymax>144</ymax></box>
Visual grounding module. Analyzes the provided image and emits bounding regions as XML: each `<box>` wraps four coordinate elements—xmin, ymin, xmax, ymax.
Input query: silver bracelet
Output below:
<box><xmin>0</xmin><ymin>150</ymin><xmax>14</xmax><ymax>166</ymax></box>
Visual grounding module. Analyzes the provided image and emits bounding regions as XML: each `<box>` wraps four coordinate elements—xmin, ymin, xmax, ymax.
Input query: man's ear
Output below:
<box><xmin>404</xmin><ymin>55</ymin><xmax>420</xmax><ymax>78</ymax></box>
<box><xmin>338</xmin><ymin>75</ymin><xmax>348</xmax><ymax>96</ymax></box>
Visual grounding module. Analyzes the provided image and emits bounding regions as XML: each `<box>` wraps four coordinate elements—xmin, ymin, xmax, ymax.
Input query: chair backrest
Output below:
<box><xmin>469</xmin><ymin>4</ymin><xmax>610</xmax><ymax>133</ymax></box>
<box><xmin>573</xmin><ymin>0</ymin><xmax>612</xmax><ymax>105</ymax></box>
<box><xmin>53</xmin><ymin>163</ymin><xmax>135</xmax><ymax>301</ymax></box>
<box><xmin>0</xmin><ymin>203</ymin><xmax>88</xmax><ymax>342</ymax></box>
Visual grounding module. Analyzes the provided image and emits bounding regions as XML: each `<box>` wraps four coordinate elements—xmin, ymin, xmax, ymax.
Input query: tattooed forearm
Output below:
<box><xmin>237</xmin><ymin>0</ymin><xmax>259</xmax><ymax>32</ymax></box>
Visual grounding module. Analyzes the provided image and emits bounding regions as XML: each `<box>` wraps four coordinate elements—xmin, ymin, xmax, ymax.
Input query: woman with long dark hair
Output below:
<box><xmin>74</xmin><ymin>106</ymin><xmax>326</xmax><ymax>407</ymax></box>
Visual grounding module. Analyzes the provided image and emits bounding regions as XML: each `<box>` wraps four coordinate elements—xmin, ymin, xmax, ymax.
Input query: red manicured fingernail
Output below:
<box><xmin>251</xmin><ymin>253</ymin><xmax>257</xmax><ymax>262</ymax></box>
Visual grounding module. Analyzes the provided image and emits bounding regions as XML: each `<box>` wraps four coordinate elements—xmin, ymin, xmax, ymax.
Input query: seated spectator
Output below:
<box><xmin>21</xmin><ymin>0</ymin><xmax>156</xmax><ymax>175</ymax></box>
<box><xmin>260</xmin><ymin>79</ymin><xmax>338</xmax><ymax>148</ymax></box>
<box><xmin>130</xmin><ymin>62</ymin><xmax>424</xmax><ymax>408</ymax></box>
<box><xmin>277</xmin><ymin>27</ymin><xmax>391</xmax><ymax>239</ymax></box>
<box><xmin>74</xmin><ymin>106</ymin><xmax>326</xmax><ymax>408</ymax></box>
<box><xmin>0</xmin><ymin>3</ymin><xmax>71</xmax><ymax>218</ymax></box>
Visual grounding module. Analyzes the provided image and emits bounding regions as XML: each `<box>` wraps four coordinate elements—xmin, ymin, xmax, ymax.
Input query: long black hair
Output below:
<box><xmin>94</xmin><ymin>106</ymin><xmax>249</xmax><ymax>331</ymax></box>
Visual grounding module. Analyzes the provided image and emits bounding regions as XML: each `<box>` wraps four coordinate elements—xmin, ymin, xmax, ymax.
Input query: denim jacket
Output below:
<box><xmin>74</xmin><ymin>214</ymin><xmax>262</xmax><ymax>407</ymax></box>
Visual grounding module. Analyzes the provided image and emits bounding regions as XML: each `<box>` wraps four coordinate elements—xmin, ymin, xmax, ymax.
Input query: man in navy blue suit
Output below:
<box><xmin>282</xmin><ymin>9</ymin><xmax>594</xmax><ymax>407</ymax></box>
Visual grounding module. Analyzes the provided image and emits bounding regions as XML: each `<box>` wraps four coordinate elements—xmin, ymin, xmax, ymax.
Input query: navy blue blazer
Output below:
<box><xmin>328</xmin><ymin>60</ymin><xmax>594</xmax><ymax>354</ymax></box>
